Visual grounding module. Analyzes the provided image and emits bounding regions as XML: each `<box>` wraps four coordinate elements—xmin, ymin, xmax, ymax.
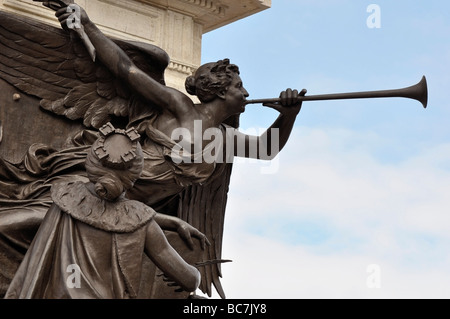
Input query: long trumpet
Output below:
<box><xmin>245</xmin><ymin>76</ymin><xmax>428</xmax><ymax>109</ymax></box>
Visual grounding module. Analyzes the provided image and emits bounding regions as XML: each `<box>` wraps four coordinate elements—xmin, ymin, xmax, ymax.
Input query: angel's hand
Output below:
<box><xmin>177</xmin><ymin>222</ymin><xmax>211</xmax><ymax>251</ymax></box>
<box><xmin>55</xmin><ymin>4</ymin><xmax>90</xmax><ymax>31</ymax></box>
<box><xmin>154</xmin><ymin>213</ymin><xmax>211</xmax><ymax>250</ymax></box>
<box><xmin>157</xmin><ymin>273</ymin><xmax>185</xmax><ymax>293</ymax></box>
<box><xmin>263</xmin><ymin>88</ymin><xmax>307</xmax><ymax>116</ymax></box>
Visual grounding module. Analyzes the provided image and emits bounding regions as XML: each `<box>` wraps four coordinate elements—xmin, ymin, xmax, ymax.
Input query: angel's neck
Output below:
<box><xmin>199</xmin><ymin>101</ymin><xmax>232</xmax><ymax>127</ymax></box>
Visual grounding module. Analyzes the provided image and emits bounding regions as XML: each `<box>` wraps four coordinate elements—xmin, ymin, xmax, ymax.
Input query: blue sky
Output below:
<box><xmin>200</xmin><ymin>0</ymin><xmax>450</xmax><ymax>298</ymax></box>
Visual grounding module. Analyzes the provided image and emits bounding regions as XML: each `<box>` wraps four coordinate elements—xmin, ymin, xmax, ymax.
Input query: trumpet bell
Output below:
<box><xmin>407</xmin><ymin>76</ymin><xmax>428</xmax><ymax>109</ymax></box>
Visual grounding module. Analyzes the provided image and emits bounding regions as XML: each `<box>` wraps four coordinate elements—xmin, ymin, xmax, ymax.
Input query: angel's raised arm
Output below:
<box><xmin>56</xmin><ymin>5</ymin><xmax>192</xmax><ymax>116</ymax></box>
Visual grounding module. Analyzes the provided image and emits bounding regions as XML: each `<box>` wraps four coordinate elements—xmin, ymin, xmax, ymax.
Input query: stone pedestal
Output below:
<box><xmin>0</xmin><ymin>0</ymin><xmax>271</xmax><ymax>92</ymax></box>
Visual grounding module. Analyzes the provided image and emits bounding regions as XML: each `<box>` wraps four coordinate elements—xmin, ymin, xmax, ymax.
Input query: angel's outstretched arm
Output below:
<box><xmin>233</xmin><ymin>88</ymin><xmax>306</xmax><ymax>160</ymax></box>
<box><xmin>55</xmin><ymin>5</ymin><xmax>192</xmax><ymax>116</ymax></box>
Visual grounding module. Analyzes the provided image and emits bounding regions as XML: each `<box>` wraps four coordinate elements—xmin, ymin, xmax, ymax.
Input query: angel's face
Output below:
<box><xmin>223</xmin><ymin>74</ymin><xmax>249</xmax><ymax>114</ymax></box>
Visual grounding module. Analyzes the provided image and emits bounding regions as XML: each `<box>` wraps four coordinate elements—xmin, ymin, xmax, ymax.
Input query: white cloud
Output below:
<box><xmin>216</xmin><ymin>233</ymin><xmax>450</xmax><ymax>299</ymax></box>
<box><xmin>204</xmin><ymin>126</ymin><xmax>450</xmax><ymax>299</ymax></box>
<box><xmin>196</xmin><ymin>0</ymin><xmax>450</xmax><ymax>299</ymax></box>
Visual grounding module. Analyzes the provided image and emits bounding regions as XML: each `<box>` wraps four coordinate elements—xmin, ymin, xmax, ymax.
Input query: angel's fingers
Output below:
<box><xmin>55</xmin><ymin>7</ymin><xmax>68</xmax><ymax>17</ymax></box>
<box><xmin>57</xmin><ymin>13</ymin><xmax>72</xmax><ymax>23</ymax></box>
<box><xmin>167</xmin><ymin>282</ymin><xmax>180</xmax><ymax>287</ymax></box>
<box><xmin>184</xmin><ymin>233</ymin><xmax>195</xmax><ymax>250</ymax></box>
<box><xmin>286</xmin><ymin>88</ymin><xmax>294</xmax><ymax>102</ymax></box>
<box><xmin>193</xmin><ymin>230</ymin><xmax>212</xmax><ymax>250</ymax></box>
<box><xmin>176</xmin><ymin>226</ymin><xmax>194</xmax><ymax>250</ymax></box>
<box><xmin>199</xmin><ymin>237</ymin><xmax>206</xmax><ymax>250</ymax></box>
<box><xmin>162</xmin><ymin>275</ymin><xmax>177</xmax><ymax>284</ymax></box>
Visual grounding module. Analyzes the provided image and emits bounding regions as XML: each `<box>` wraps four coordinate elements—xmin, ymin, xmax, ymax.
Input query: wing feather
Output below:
<box><xmin>88</xmin><ymin>97</ymin><xmax>129</xmax><ymax>129</ymax></box>
<box><xmin>0</xmin><ymin>10</ymin><xmax>169</xmax><ymax>130</ymax></box>
<box><xmin>177</xmin><ymin>116</ymin><xmax>240</xmax><ymax>299</ymax></box>
<box><xmin>0</xmin><ymin>16</ymin><xmax>72</xmax><ymax>58</ymax></box>
<box><xmin>178</xmin><ymin>162</ymin><xmax>234</xmax><ymax>299</ymax></box>
<box><xmin>66</xmin><ymin>90</ymin><xmax>98</xmax><ymax>120</ymax></box>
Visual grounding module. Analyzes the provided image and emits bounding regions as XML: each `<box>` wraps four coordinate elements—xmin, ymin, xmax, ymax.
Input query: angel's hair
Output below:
<box><xmin>85</xmin><ymin>139</ymin><xmax>144</xmax><ymax>201</ymax></box>
<box><xmin>185</xmin><ymin>59</ymin><xmax>240</xmax><ymax>103</ymax></box>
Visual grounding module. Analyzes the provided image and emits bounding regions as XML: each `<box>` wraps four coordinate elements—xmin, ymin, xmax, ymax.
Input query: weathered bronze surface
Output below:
<box><xmin>0</xmin><ymin>2</ymin><xmax>305</xmax><ymax>299</ymax></box>
<box><xmin>0</xmin><ymin>1</ymin><xmax>428</xmax><ymax>299</ymax></box>
<box><xmin>4</xmin><ymin>124</ymin><xmax>204</xmax><ymax>298</ymax></box>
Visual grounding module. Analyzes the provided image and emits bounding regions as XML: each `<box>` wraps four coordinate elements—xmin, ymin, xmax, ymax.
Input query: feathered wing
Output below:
<box><xmin>177</xmin><ymin>115</ymin><xmax>240</xmax><ymax>299</ymax></box>
<box><xmin>0</xmin><ymin>10</ymin><xmax>168</xmax><ymax>131</ymax></box>
<box><xmin>178</xmin><ymin>164</ymin><xmax>233</xmax><ymax>299</ymax></box>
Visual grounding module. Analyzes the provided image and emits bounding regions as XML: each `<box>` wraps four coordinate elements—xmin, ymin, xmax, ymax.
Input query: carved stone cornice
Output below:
<box><xmin>168</xmin><ymin>61</ymin><xmax>197</xmax><ymax>76</ymax></box>
<box><xmin>179</xmin><ymin>0</ymin><xmax>227</xmax><ymax>17</ymax></box>
<box><xmin>139</xmin><ymin>0</ymin><xmax>271</xmax><ymax>32</ymax></box>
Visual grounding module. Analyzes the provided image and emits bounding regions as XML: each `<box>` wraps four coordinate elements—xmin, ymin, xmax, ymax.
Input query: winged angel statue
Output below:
<box><xmin>0</xmin><ymin>1</ymin><xmax>304</xmax><ymax>298</ymax></box>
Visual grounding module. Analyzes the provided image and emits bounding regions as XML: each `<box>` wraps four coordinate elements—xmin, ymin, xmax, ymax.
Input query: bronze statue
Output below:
<box><xmin>0</xmin><ymin>1</ymin><xmax>428</xmax><ymax>299</ymax></box>
<box><xmin>5</xmin><ymin>124</ymin><xmax>202</xmax><ymax>298</ymax></box>
<box><xmin>0</xmin><ymin>1</ymin><xmax>305</xmax><ymax>298</ymax></box>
